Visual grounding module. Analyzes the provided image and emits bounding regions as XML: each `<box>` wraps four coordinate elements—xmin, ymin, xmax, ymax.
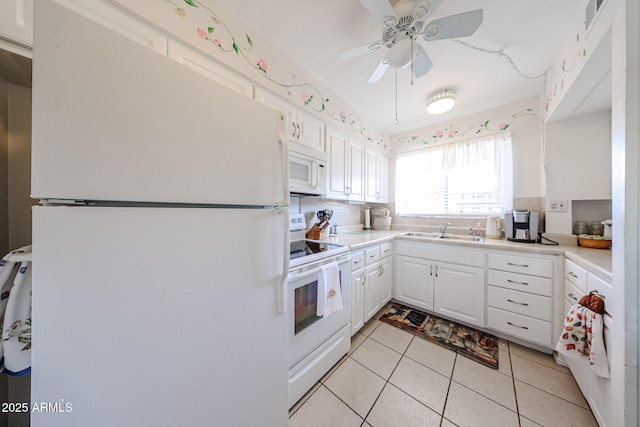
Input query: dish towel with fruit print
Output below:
<box><xmin>556</xmin><ymin>298</ymin><xmax>609</xmax><ymax>378</ymax></box>
<box><xmin>0</xmin><ymin>247</ymin><xmax>32</xmax><ymax>376</ymax></box>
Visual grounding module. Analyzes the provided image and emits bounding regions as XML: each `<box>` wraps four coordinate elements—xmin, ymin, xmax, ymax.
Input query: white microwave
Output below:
<box><xmin>289</xmin><ymin>147</ymin><xmax>326</xmax><ymax>196</ymax></box>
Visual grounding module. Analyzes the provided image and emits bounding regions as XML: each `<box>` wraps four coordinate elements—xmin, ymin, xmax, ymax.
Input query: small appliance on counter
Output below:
<box><xmin>371</xmin><ymin>207</ymin><xmax>391</xmax><ymax>230</ymax></box>
<box><xmin>504</xmin><ymin>209</ymin><xmax>539</xmax><ymax>243</ymax></box>
<box><xmin>485</xmin><ymin>216</ymin><xmax>502</xmax><ymax>239</ymax></box>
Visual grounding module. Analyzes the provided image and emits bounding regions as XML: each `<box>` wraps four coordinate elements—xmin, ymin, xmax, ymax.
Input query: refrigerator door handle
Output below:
<box><xmin>279</xmin><ymin>115</ymin><xmax>290</xmax><ymax>207</ymax></box>
<box><xmin>279</xmin><ymin>208</ymin><xmax>290</xmax><ymax>314</ymax></box>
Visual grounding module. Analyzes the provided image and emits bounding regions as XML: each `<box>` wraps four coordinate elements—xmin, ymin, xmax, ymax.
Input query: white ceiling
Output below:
<box><xmin>215</xmin><ymin>0</ymin><xmax>586</xmax><ymax>135</ymax></box>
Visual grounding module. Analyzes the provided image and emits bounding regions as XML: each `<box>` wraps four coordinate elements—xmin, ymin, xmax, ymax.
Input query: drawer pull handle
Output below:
<box><xmin>354</xmin><ymin>260</ymin><xmax>362</xmax><ymax>264</ymax></box>
<box><xmin>430</xmin><ymin>265</ymin><xmax>433</xmax><ymax>276</ymax></box>
<box><xmin>568</xmin><ymin>272</ymin><xmax>578</xmax><ymax>278</ymax></box>
<box><xmin>507</xmin><ymin>279</ymin><xmax>529</xmax><ymax>286</ymax></box>
<box><xmin>507</xmin><ymin>321</ymin><xmax>529</xmax><ymax>330</ymax></box>
<box><xmin>568</xmin><ymin>293</ymin><xmax>578</xmax><ymax>302</ymax></box>
<box><xmin>507</xmin><ymin>262</ymin><xmax>529</xmax><ymax>268</ymax></box>
<box><xmin>507</xmin><ymin>299</ymin><xmax>529</xmax><ymax>306</ymax></box>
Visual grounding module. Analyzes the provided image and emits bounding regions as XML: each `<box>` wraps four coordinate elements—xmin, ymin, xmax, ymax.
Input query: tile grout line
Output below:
<box><xmin>360</xmin><ymin>334</ymin><xmax>416</xmax><ymax>423</ymax></box>
<box><xmin>439</xmin><ymin>352</ymin><xmax>457</xmax><ymax>427</ymax></box>
<box><xmin>507</xmin><ymin>342</ymin><xmax>523</xmax><ymax>427</ymax></box>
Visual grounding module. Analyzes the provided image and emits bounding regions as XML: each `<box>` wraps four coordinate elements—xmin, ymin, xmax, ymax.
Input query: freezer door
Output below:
<box><xmin>31</xmin><ymin>206</ymin><xmax>288</xmax><ymax>427</ymax></box>
<box><xmin>32</xmin><ymin>0</ymin><xmax>288</xmax><ymax>206</ymax></box>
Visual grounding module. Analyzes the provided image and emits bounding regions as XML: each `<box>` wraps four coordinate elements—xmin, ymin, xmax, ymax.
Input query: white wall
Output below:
<box><xmin>545</xmin><ymin>109</ymin><xmax>612</xmax><ymax>233</ymax></box>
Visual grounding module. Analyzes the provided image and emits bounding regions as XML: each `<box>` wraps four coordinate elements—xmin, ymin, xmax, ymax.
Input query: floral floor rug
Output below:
<box><xmin>379</xmin><ymin>303</ymin><xmax>499</xmax><ymax>369</ymax></box>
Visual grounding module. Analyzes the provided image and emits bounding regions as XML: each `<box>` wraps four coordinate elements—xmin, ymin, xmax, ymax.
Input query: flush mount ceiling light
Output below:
<box><xmin>426</xmin><ymin>89</ymin><xmax>456</xmax><ymax>114</ymax></box>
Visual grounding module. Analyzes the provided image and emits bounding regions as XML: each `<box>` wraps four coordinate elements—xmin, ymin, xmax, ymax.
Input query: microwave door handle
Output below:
<box><xmin>311</xmin><ymin>160</ymin><xmax>319</xmax><ymax>189</ymax></box>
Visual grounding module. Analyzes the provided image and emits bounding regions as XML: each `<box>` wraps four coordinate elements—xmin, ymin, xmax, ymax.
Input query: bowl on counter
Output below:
<box><xmin>578</xmin><ymin>234</ymin><xmax>612</xmax><ymax>249</ymax></box>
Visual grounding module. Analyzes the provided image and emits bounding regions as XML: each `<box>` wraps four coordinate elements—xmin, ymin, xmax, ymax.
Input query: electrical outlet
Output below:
<box><xmin>549</xmin><ymin>200</ymin><xmax>568</xmax><ymax>212</ymax></box>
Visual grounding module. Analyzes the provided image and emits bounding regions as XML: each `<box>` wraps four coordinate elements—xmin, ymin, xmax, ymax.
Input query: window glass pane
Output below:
<box><xmin>396</xmin><ymin>133</ymin><xmax>512</xmax><ymax>215</ymax></box>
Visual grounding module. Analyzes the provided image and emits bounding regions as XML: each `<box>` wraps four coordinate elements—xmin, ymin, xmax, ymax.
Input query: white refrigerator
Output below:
<box><xmin>31</xmin><ymin>1</ymin><xmax>289</xmax><ymax>426</ymax></box>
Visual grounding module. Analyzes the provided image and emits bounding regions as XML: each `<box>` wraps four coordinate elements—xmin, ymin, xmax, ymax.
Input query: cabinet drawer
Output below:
<box><xmin>351</xmin><ymin>251</ymin><xmax>365</xmax><ymax>271</ymax></box>
<box><xmin>564</xmin><ymin>279</ymin><xmax>584</xmax><ymax>307</ymax></box>
<box><xmin>487</xmin><ymin>269</ymin><xmax>552</xmax><ymax>296</ymax></box>
<box><xmin>488</xmin><ymin>253</ymin><xmax>553</xmax><ymax>278</ymax></box>
<box><xmin>488</xmin><ymin>286</ymin><xmax>551</xmax><ymax>321</ymax></box>
<box><xmin>365</xmin><ymin>246</ymin><xmax>380</xmax><ymax>264</ymax></box>
<box><xmin>487</xmin><ymin>307</ymin><xmax>551</xmax><ymax>347</ymax></box>
<box><xmin>380</xmin><ymin>242</ymin><xmax>393</xmax><ymax>259</ymax></box>
<box><xmin>564</xmin><ymin>258</ymin><xmax>588</xmax><ymax>292</ymax></box>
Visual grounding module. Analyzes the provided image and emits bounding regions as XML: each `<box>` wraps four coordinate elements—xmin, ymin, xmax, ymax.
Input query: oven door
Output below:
<box><xmin>287</xmin><ymin>253</ymin><xmax>351</xmax><ymax>368</ymax></box>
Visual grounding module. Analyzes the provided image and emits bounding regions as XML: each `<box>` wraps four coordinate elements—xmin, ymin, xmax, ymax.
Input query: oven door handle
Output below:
<box><xmin>288</xmin><ymin>266</ymin><xmax>324</xmax><ymax>282</ymax></box>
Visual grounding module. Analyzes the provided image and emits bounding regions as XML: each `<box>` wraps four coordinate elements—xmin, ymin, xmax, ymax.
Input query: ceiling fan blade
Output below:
<box><xmin>412</xmin><ymin>45</ymin><xmax>433</xmax><ymax>78</ymax></box>
<box><xmin>422</xmin><ymin>9</ymin><xmax>483</xmax><ymax>41</ymax></box>
<box><xmin>339</xmin><ymin>41</ymin><xmax>384</xmax><ymax>60</ymax></box>
<box><xmin>359</xmin><ymin>0</ymin><xmax>398</xmax><ymax>27</ymax></box>
<box><xmin>367</xmin><ymin>57</ymin><xmax>390</xmax><ymax>84</ymax></box>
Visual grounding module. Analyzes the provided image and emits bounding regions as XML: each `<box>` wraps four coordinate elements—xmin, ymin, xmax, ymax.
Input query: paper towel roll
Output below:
<box><xmin>364</xmin><ymin>208</ymin><xmax>371</xmax><ymax>229</ymax></box>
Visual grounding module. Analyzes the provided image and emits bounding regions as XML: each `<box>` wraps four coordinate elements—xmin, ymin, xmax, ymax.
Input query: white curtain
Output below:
<box><xmin>396</xmin><ymin>132</ymin><xmax>513</xmax><ymax>215</ymax></box>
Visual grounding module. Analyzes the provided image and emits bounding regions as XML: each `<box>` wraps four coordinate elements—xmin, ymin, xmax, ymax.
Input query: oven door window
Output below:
<box><xmin>294</xmin><ymin>279</ymin><xmax>321</xmax><ymax>334</ymax></box>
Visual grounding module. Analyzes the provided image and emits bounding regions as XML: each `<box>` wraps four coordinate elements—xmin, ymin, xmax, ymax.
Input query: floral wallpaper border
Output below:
<box><xmin>165</xmin><ymin>0</ymin><xmax>388</xmax><ymax>149</ymax></box>
<box><xmin>396</xmin><ymin>108</ymin><xmax>537</xmax><ymax>146</ymax></box>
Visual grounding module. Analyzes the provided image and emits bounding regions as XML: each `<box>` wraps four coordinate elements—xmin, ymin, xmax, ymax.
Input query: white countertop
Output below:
<box><xmin>321</xmin><ymin>229</ymin><xmax>612</xmax><ymax>280</ymax></box>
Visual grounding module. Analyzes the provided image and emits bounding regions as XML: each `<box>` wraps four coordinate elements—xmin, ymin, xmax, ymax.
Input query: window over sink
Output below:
<box><xmin>395</xmin><ymin>133</ymin><xmax>513</xmax><ymax>215</ymax></box>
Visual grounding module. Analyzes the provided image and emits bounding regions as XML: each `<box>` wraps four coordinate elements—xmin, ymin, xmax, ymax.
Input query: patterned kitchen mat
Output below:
<box><xmin>379</xmin><ymin>303</ymin><xmax>499</xmax><ymax>369</ymax></box>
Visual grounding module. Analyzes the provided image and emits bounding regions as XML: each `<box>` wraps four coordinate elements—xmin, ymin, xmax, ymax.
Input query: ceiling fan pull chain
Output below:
<box><xmin>393</xmin><ymin>69</ymin><xmax>399</xmax><ymax>125</ymax></box>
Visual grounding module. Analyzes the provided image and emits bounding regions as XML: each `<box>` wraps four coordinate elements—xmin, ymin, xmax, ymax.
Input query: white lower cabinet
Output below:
<box><xmin>487</xmin><ymin>251</ymin><xmax>556</xmax><ymax>347</ymax></box>
<box><xmin>564</xmin><ymin>258</ymin><xmax>613</xmax><ymax>427</ymax></box>
<box><xmin>395</xmin><ymin>255</ymin><xmax>434</xmax><ymax>311</ymax></box>
<box><xmin>394</xmin><ymin>240</ymin><xmax>486</xmax><ymax>327</ymax></box>
<box><xmin>433</xmin><ymin>262</ymin><xmax>485</xmax><ymax>328</ymax></box>
<box><xmin>351</xmin><ymin>241</ymin><xmax>393</xmax><ymax>335</ymax></box>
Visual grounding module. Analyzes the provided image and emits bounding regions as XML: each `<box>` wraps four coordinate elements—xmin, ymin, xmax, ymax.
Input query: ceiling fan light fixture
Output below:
<box><xmin>387</xmin><ymin>37</ymin><xmax>413</xmax><ymax>68</ymax></box>
<box><xmin>426</xmin><ymin>89</ymin><xmax>456</xmax><ymax>114</ymax></box>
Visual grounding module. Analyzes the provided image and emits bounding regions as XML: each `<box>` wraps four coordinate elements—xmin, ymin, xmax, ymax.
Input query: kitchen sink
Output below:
<box><xmin>400</xmin><ymin>232</ymin><xmax>443</xmax><ymax>239</ymax></box>
<box><xmin>439</xmin><ymin>234</ymin><xmax>484</xmax><ymax>242</ymax></box>
<box><xmin>400</xmin><ymin>232</ymin><xmax>484</xmax><ymax>243</ymax></box>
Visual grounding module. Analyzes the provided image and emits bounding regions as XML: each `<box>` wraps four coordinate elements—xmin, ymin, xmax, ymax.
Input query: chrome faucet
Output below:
<box><xmin>440</xmin><ymin>222</ymin><xmax>452</xmax><ymax>234</ymax></box>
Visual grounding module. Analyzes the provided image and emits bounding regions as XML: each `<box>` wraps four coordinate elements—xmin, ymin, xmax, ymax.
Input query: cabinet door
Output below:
<box><xmin>365</xmin><ymin>150</ymin><xmax>379</xmax><ymax>201</ymax></box>
<box><xmin>379</xmin><ymin>258</ymin><xmax>393</xmax><ymax>306</ymax></box>
<box><xmin>395</xmin><ymin>255</ymin><xmax>433</xmax><ymax>311</ymax></box>
<box><xmin>296</xmin><ymin>111</ymin><xmax>325</xmax><ymax>152</ymax></box>
<box><xmin>325</xmin><ymin>128</ymin><xmax>348</xmax><ymax>200</ymax></box>
<box><xmin>433</xmin><ymin>262</ymin><xmax>485</xmax><ymax>327</ymax></box>
<box><xmin>0</xmin><ymin>0</ymin><xmax>33</xmax><ymax>51</ymax></box>
<box><xmin>378</xmin><ymin>155</ymin><xmax>389</xmax><ymax>202</ymax></box>
<box><xmin>587</xmin><ymin>317</ymin><xmax>612</xmax><ymax>427</ymax></box>
<box><xmin>351</xmin><ymin>270</ymin><xmax>365</xmax><ymax>336</ymax></box>
<box><xmin>364</xmin><ymin>264</ymin><xmax>380</xmax><ymax>321</ymax></box>
<box><xmin>348</xmin><ymin>139</ymin><xmax>365</xmax><ymax>202</ymax></box>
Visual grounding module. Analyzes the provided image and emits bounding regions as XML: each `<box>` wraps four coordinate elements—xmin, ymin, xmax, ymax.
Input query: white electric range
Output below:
<box><xmin>287</xmin><ymin>213</ymin><xmax>352</xmax><ymax>408</ymax></box>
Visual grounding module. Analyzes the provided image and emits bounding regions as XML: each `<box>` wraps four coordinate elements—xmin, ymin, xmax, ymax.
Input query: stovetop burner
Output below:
<box><xmin>290</xmin><ymin>240</ymin><xmax>344</xmax><ymax>260</ymax></box>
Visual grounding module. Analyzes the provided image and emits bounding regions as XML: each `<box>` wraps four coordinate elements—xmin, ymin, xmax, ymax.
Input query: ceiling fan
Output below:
<box><xmin>340</xmin><ymin>0</ymin><xmax>483</xmax><ymax>84</ymax></box>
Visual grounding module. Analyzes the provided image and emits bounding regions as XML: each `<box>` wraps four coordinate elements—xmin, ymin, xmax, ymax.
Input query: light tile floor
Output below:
<box><xmin>289</xmin><ymin>308</ymin><xmax>599</xmax><ymax>427</ymax></box>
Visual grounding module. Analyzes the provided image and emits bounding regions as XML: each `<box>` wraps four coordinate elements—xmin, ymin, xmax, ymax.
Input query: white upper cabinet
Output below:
<box><xmin>325</xmin><ymin>127</ymin><xmax>364</xmax><ymax>202</ymax></box>
<box><xmin>0</xmin><ymin>0</ymin><xmax>33</xmax><ymax>51</ymax></box>
<box><xmin>255</xmin><ymin>86</ymin><xmax>324</xmax><ymax>152</ymax></box>
<box><xmin>325</xmin><ymin>127</ymin><xmax>349</xmax><ymax>200</ymax></box>
<box><xmin>365</xmin><ymin>149</ymin><xmax>389</xmax><ymax>203</ymax></box>
<box><xmin>295</xmin><ymin>110</ymin><xmax>325</xmax><ymax>152</ymax></box>
<box><xmin>168</xmin><ymin>40</ymin><xmax>253</xmax><ymax>97</ymax></box>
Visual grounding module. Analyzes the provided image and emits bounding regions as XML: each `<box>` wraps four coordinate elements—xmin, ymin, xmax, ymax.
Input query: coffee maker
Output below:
<box><xmin>504</xmin><ymin>209</ymin><xmax>539</xmax><ymax>243</ymax></box>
